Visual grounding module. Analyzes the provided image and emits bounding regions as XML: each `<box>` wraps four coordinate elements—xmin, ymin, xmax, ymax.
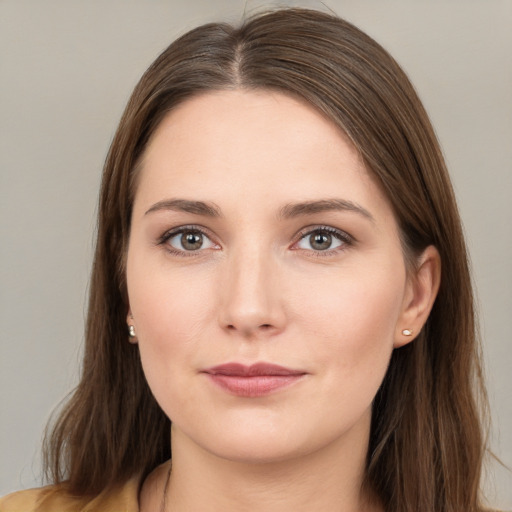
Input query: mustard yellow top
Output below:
<box><xmin>0</xmin><ymin>476</ymin><xmax>140</xmax><ymax>512</ymax></box>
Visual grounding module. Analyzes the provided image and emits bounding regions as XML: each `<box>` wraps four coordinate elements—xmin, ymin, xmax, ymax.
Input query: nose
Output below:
<box><xmin>218</xmin><ymin>247</ymin><xmax>286</xmax><ymax>338</ymax></box>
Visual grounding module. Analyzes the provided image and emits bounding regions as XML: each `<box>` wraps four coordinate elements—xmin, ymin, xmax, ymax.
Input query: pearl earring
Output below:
<box><xmin>128</xmin><ymin>325</ymin><xmax>136</xmax><ymax>338</ymax></box>
<box><xmin>402</xmin><ymin>329</ymin><xmax>413</xmax><ymax>336</ymax></box>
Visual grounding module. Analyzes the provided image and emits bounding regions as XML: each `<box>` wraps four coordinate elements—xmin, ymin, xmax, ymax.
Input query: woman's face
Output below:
<box><xmin>126</xmin><ymin>90</ymin><xmax>416</xmax><ymax>464</ymax></box>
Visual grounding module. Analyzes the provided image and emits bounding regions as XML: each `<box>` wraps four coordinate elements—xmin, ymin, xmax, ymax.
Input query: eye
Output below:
<box><xmin>293</xmin><ymin>227</ymin><xmax>351</xmax><ymax>253</ymax></box>
<box><xmin>162</xmin><ymin>227</ymin><xmax>217</xmax><ymax>253</ymax></box>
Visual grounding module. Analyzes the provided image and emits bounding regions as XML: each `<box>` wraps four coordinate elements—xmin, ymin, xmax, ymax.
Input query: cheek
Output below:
<box><xmin>293</xmin><ymin>256</ymin><xmax>405</xmax><ymax>336</ymax></box>
<box><xmin>126</xmin><ymin>259</ymin><xmax>219</xmax><ymax>409</ymax></box>
<box><xmin>291</xmin><ymin>260</ymin><xmax>405</xmax><ymax>392</ymax></box>
<box><xmin>129</xmin><ymin>259</ymin><xmax>216</xmax><ymax>344</ymax></box>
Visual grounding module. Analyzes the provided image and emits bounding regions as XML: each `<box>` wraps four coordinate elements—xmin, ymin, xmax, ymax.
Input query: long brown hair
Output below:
<box><xmin>44</xmin><ymin>8</ymin><xmax>490</xmax><ymax>511</ymax></box>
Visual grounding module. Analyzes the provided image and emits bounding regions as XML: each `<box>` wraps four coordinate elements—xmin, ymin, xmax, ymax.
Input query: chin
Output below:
<box><xmin>172</xmin><ymin>412</ymin><xmax>314</xmax><ymax>465</ymax></box>
<box><xmin>202</xmin><ymin>434</ymin><xmax>311</xmax><ymax>465</ymax></box>
<box><xmin>177</xmin><ymin>413</ymin><xmax>351</xmax><ymax>468</ymax></box>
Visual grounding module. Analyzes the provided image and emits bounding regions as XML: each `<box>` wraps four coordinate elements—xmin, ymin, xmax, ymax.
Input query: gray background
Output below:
<box><xmin>1</xmin><ymin>0</ymin><xmax>510</xmax><ymax>508</ymax></box>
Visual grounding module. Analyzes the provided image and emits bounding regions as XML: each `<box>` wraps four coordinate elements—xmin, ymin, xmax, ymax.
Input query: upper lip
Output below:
<box><xmin>202</xmin><ymin>362</ymin><xmax>306</xmax><ymax>377</ymax></box>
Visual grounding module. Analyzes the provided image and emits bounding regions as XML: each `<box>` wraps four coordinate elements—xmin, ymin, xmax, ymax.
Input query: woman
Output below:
<box><xmin>1</xmin><ymin>7</ymin><xmax>496</xmax><ymax>512</ymax></box>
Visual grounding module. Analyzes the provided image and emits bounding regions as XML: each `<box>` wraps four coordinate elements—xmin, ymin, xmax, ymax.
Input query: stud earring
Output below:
<box><xmin>128</xmin><ymin>325</ymin><xmax>136</xmax><ymax>338</ymax></box>
<box><xmin>402</xmin><ymin>328</ymin><xmax>413</xmax><ymax>336</ymax></box>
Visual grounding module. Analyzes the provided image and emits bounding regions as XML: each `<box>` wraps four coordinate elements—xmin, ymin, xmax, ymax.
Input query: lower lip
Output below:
<box><xmin>205</xmin><ymin>374</ymin><xmax>305</xmax><ymax>397</ymax></box>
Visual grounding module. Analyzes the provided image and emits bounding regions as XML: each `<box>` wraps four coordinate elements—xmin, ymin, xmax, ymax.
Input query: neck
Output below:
<box><xmin>141</xmin><ymin>414</ymin><xmax>382</xmax><ymax>512</ymax></box>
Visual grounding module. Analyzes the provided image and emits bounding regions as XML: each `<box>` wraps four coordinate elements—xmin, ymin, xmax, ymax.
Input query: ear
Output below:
<box><xmin>395</xmin><ymin>245</ymin><xmax>441</xmax><ymax>348</ymax></box>
<box><xmin>126</xmin><ymin>309</ymin><xmax>138</xmax><ymax>344</ymax></box>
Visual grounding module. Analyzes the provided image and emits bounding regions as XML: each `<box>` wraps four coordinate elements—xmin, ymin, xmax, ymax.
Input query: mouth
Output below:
<box><xmin>201</xmin><ymin>362</ymin><xmax>307</xmax><ymax>397</ymax></box>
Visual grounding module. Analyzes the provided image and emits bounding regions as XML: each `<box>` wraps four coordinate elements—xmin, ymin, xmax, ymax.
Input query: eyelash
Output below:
<box><xmin>158</xmin><ymin>225</ymin><xmax>217</xmax><ymax>257</ymax></box>
<box><xmin>157</xmin><ymin>224</ymin><xmax>354</xmax><ymax>257</ymax></box>
<box><xmin>292</xmin><ymin>225</ymin><xmax>354</xmax><ymax>257</ymax></box>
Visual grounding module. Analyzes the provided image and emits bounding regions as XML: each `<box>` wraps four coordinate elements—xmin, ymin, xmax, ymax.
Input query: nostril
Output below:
<box><xmin>225</xmin><ymin>323</ymin><xmax>273</xmax><ymax>332</ymax></box>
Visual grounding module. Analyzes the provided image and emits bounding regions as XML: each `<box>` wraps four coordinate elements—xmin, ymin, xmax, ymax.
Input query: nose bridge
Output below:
<box><xmin>219</xmin><ymin>240</ymin><xmax>284</xmax><ymax>335</ymax></box>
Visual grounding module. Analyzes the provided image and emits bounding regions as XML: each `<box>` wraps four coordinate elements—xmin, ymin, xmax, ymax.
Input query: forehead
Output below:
<box><xmin>134</xmin><ymin>89</ymin><xmax>392</xmax><ymax>222</ymax></box>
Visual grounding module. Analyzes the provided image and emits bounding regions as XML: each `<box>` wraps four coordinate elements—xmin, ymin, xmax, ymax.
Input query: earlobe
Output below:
<box><xmin>395</xmin><ymin>245</ymin><xmax>441</xmax><ymax>348</ymax></box>
<box><xmin>126</xmin><ymin>310</ymin><xmax>138</xmax><ymax>344</ymax></box>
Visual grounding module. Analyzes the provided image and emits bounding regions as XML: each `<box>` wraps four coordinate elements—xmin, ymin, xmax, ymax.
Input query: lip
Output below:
<box><xmin>202</xmin><ymin>362</ymin><xmax>307</xmax><ymax>397</ymax></box>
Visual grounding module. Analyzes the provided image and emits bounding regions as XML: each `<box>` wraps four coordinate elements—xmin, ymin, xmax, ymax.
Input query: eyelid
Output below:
<box><xmin>290</xmin><ymin>225</ymin><xmax>354</xmax><ymax>253</ymax></box>
<box><xmin>158</xmin><ymin>224</ymin><xmax>221</xmax><ymax>254</ymax></box>
<box><xmin>158</xmin><ymin>224</ymin><xmax>210</xmax><ymax>242</ymax></box>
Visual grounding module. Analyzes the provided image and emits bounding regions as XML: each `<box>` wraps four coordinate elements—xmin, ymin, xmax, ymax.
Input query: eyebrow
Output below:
<box><xmin>279</xmin><ymin>199</ymin><xmax>374</xmax><ymax>222</ymax></box>
<box><xmin>144</xmin><ymin>197</ymin><xmax>373</xmax><ymax>222</ymax></box>
<box><xmin>145</xmin><ymin>199</ymin><xmax>222</xmax><ymax>217</ymax></box>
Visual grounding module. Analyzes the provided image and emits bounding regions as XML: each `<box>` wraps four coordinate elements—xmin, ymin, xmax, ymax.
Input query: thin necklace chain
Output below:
<box><xmin>160</xmin><ymin>462</ymin><xmax>173</xmax><ymax>512</ymax></box>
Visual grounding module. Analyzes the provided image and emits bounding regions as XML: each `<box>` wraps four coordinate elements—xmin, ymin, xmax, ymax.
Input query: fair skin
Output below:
<box><xmin>126</xmin><ymin>90</ymin><xmax>440</xmax><ymax>512</ymax></box>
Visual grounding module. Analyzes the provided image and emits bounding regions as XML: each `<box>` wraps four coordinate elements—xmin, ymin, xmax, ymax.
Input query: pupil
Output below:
<box><xmin>181</xmin><ymin>232</ymin><xmax>203</xmax><ymax>250</ymax></box>
<box><xmin>311</xmin><ymin>232</ymin><xmax>331</xmax><ymax>250</ymax></box>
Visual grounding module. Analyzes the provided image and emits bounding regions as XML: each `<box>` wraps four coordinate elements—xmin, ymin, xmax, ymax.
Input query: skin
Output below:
<box><xmin>126</xmin><ymin>90</ymin><xmax>440</xmax><ymax>512</ymax></box>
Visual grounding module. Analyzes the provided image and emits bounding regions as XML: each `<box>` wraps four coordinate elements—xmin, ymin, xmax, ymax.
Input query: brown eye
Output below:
<box><xmin>165</xmin><ymin>228</ymin><xmax>216</xmax><ymax>253</ymax></box>
<box><xmin>309</xmin><ymin>232</ymin><xmax>332</xmax><ymax>251</ymax></box>
<box><xmin>295</xmin><ymin>227</ymin><xmax>347</xmax><ymax>253</ymax></box>
<box><xmin>181</xmin><ymin>231</ymin><xmax>204</xmax><ymax>250</ymax></box>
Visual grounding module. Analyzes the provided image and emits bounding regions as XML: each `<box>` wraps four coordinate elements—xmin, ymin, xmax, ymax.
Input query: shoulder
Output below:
<box><xmin>0</xmin><ymin>478</ymin><xmax>140</xmax><ymax>512</ymax></box>
<box><xmin>0</xmin><ymin>485</ymin><xmax>81</xmax><ymax>512</ymax></box>
<box><xmin>0</xmin><ymin>487</ymin><xmax>43</xmax><ymax>511</ymax></box>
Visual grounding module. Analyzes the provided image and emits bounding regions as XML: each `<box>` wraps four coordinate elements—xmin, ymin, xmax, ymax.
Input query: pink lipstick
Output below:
<box><xmin>202</xmin><ymin>363</ymin><xmax>306</xmax><ymax>397</ymax></box>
